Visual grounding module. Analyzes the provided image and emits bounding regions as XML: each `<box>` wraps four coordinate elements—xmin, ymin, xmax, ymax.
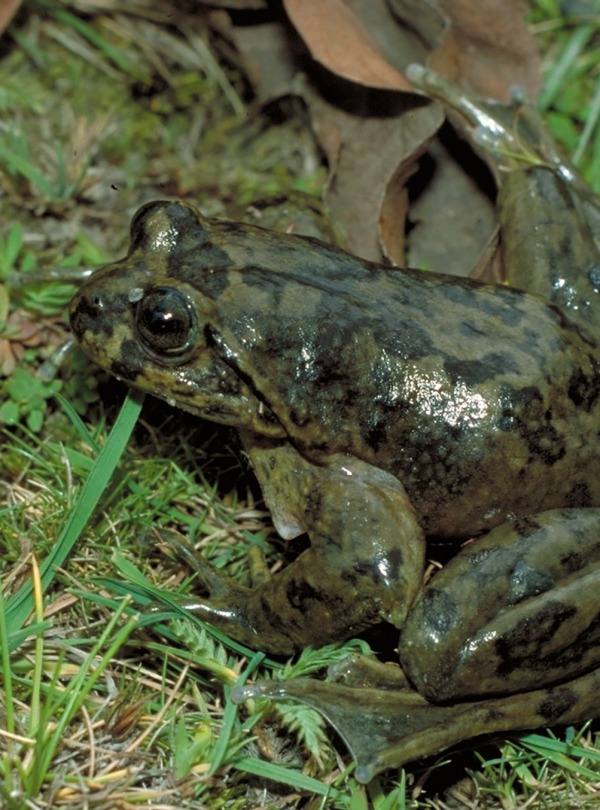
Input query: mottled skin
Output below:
<box><xmin>70</xmin><ymin>81</ymin><xmax>600</xmax><ymax>780</ymax></box>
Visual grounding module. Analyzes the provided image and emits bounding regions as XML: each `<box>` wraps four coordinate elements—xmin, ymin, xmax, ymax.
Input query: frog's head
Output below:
<box><xmin>69</xmin><ymin>200</ymin><xmax>285</xmax><ymax>436</ymax></box>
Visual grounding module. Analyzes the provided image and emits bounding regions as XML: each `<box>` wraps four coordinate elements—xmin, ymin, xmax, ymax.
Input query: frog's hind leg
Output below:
<box><xmin>400</xmin><ymin>508</ymin><xmax>600</xmax><ymax>701</ymax></box>
<box><xmin>234</xmin><ymin>508</ymin><xmax>600</xmax><ymax>780</ymax></box>
<box><xmin>407</xmin><ymin>64</ymin><xmax>600</xmax><ymax>338</ymax></box>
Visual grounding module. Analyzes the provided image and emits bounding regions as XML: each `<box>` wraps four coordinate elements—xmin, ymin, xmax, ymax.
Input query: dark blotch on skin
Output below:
<box><xmin>109</xmin><ymin>340</ymin><xmax>144</xmax><ymax>381</ymax></box>
<box><xmin>257</xmin><ymin>593</ymin><xmax>295</xmax><ymax>633</ymax></box>
<box><xmin>588</xmin><ymin>264</ymin><xmax>600</xmax><ymax>291</ymax></box>
<box><xmin>284</xmin><ymin>577</ymin><xmax>342</xmax><ymax>616</ymax></box>
<box><xmin>495</xmin><ymin>601</ymin><xmax>578</xmax><ymax>676</ymax></box>
<box><xmin>566</xmin><ymin>481</ymin><xmax>593</xmax><ymax>508</ymax></box>
<box><xmin>496</xmin><ymin>384</ymin><xmax>567</xmax><ymax>464</ymax></box>
<box><xmin>352</xmin><ymin>557</ymin><xmax>386</xmax><ymax>585</ymax></box>
<box><xmin>444</xmin><ymin>353</ymin><xmax>516</xmax><ymax>385</ymax></box>
<box><xmin>71</xmin><ymin>295</ymin><xmax>114</xmax><ymax>339</ymax></box>
<box><xmin>526</xmin><ymin>423</ymin><xmax>567</xmax><ymax>465</ymax></box>
<box><xmin>537</xmin><ymin>688</ymin><xmax>579</xmax><ymax>723</ymax></box>
<box><xmin>443</xmin><ymin>282</ymin><xmax>527</xmax><ymax>329</ymax></box>
<box><xmin>559</xmin><ymin>550</ymin><xmax>585</xmax><ymax>573</ymax></box>
<box><xmin>508</xmin><ymin>561</ymin><xmax>554</xmax><ymax>605</ymax></box>
<box><xmin>512</xmin><ymin>515</ymin><xmax>543</xmax><ymax>536</ymax></box>
<box><xmin>419</xmin><ymin>588</ymin><xmax>461</xmax><ymax>639</ymax></box>
<box><xmin>340</xmin><ymin>568</ymin><xmax>360</xmax><ymax>587</ymax></box>
<box><xmin>173</xmin><ymin>248</ymin><xmax>235</xmax><ymax>298</ymax></box>
<box><xmin>567</xmin><ymin>365</ymin><xmax>600</xmax><ymax>411</ymax></box>
<box><xmin>284</xmin><ymin>578</ymin><xmax>318</xmax><ymax>612</ymax></box>
<box><xmin>364</xmin><ymin>420</ymin><xmax>388</xmax><ymax>453</ymax></box>
<box><xmin>386</xmin><ymin>546</ymin><xmax>403</xmax><ymax>574</ymax></box>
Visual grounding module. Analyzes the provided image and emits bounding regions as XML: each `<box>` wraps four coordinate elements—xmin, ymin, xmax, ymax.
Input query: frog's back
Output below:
<box><xmin>205</xmin><ymin>235</ymin><xmax>600</xmax><ymax>537</ymax></box>
<box><xmin>71</xmin><ymin>204</ymin><xmax>600</xmax><ymax>540</ymax></box>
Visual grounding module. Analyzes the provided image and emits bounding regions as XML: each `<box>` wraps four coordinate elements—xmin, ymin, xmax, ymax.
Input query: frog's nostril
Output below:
<box><xmin>81</xmin><ymin>292</ymin><xmax>103</xmax><ymax>312</ymax></box>
<box><xmin>69</xmin><ymin>291</ymin><xmax>105</xmax><ymax>338</ymax></box>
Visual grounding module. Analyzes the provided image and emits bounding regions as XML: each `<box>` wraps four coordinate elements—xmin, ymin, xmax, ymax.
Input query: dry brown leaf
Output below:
<box><xmin>0</xmin><ymin>0</ymin><xmax>20</xmax><ymax>37</ymax></box>
<box><xmin>389</xmin><ymin>0</ymin><xmax>540</xmax><ymax>101</ymax></box>
<box><xmin>405</xmin><ymin>132</ymin><xmax>497</xmax><ymax>276</ymax></box>
<box><xmin>307</xmin><ymin>84</ymin><xmax>442</xmax><ymax>261</ymax></box>
<box><xmin>283</xmin><ymin>0</ymin><xmax>412</xmax><ymax>91</ymax></box>
<box><xmin>387</xmin><ymin>0</ymin><xmax>447</xmax><ymax>46</ymax></box>
<box><xmin>435</xmin><ymin>0</ymin><xmax>540</xmax><ymax>100</ymax></box>
<box><xmin>344</xmin><ymin>0</ymin><xmax>428</xmax><ymax>72</ymax></box>
<box><xmin>228</xmin><ymin>1</ymin><xmax>540</xmax><ymax>271</ymax></box>
<box><xmin>281</xmin><ymin>0</ymin><xmax>445</xmax><ymax>260</ymax></box>
<box><xmin>379</xmin><ymin>159</ymin><xmax>417</xmax><ymax>266</ymax></box>
<box><xmin>231</xmin><ymin>3</ymin><xmax>443</xmax><ymax>262</ymax></box>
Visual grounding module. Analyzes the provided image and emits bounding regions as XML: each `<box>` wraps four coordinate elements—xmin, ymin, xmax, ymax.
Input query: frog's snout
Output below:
<box><xmin>69</xmin><ymin>287</ymin><xmax>114</xmax><ymax>345</ymax></box>
<box><xmin>69</xmin><ymin>290</ymin><xmax>96</xmax><ymax>340</ymax></box>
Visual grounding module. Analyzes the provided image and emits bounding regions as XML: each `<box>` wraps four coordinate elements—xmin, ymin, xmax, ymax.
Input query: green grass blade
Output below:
<box><xmin>208</xmin><ymin>652</ymin><xmax>265</xmax><ymax>777</ymax></box>
<box><xmin>51</xmin><ymin>8</ymin><xmax>147</xmax><ymax>80</ymax></box>
<box><xmin>232</xmin><ymin>756</ymin><xmax>337</xmax><ymax>796</ymax></box>
<box><xmin>0</xmin><ymin>586</ymin><xmax>15</xmax><ymax>733</ymax></box>
<box><xmin>5</xmin><ymin>391</ymin><xmax>144</xmax><ymax>640</ymax></box>
<box><xmin>573</xmin><ymin>72</ymin><xmax>600</xmax><ymax>165</ymax></box>
<box><xmin>55</xmin><ymin>392</ymin><xmax>101</xmax><ymax>453</ymax></box>
<box><xmin>538</xmin><ymin>24</ymin><xmax>594</xmax><ymax>110</ymax></box>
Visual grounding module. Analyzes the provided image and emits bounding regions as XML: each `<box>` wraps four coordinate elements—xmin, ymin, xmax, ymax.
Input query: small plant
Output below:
<box><xmin>0</xmin><ymin>368</ymin><xmax>61</xmax><ymax>432</ymax></box>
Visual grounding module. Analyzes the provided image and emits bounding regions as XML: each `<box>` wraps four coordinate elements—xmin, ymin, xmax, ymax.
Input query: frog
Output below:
<box><xmin>69</xmin><ymin>68</ymin><xmax>600</xmax><ymax>783</ymax></box>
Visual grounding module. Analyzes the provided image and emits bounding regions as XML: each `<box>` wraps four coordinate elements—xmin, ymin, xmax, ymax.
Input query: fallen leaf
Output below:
<box><xmin>405</xmin><ymin>128</ymin><xmax>497</xmax><ymax>276</ymax></box>
<box><xmin>225</xmin><ymin>1</ymin><xmax>540</xmax><ymax>272</ymax></box>
<box><xmin>344</xmin><ymin>0</ymin><xmax>429</xmax><ymax>72</ymax></box>
<box><xmin>306</xmin><ymin>85</ymin><xmax>441</xmax><ymax>260</ymax></box>
<box><xmin>436</xmin><ymin>0</ymin><xmax>540</xmax><ymax>100</ymax></box>
<box><xmin>231</xmin><ymin>1</ymin><xmax>442</xmax><ymax>261</ymax></box>
<box><xmin>379</xmin><ymin>159</ymin><xmax>415</xmax><ymax>266</ymax></box>
<box><xmin>389</xmin><ymin>0</ymin><xmax>540</xmax><ymax>101</ymax></box>
<box><xmin>0</xmin><ymin>0</ymin><xmax>20</xmax><ymax>38</ymax></box>
<box><xmin>283</xmin><ymin>0</ymin><xmax>412</xmax><ymax>91</ymax></box>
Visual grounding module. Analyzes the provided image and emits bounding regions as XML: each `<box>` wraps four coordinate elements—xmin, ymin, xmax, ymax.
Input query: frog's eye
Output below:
<box><xmin>135</xmin><ymin>286</ymin><xmax>197</xmax><ymax>357</ymax></box>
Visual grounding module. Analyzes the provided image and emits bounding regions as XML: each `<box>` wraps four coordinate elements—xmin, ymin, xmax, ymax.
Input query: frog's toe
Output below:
<box><xmin>154</xmin><ymin>528</ymin><xmax>268</xmax><ymax>643</ymax></box>
<box><xmin>328</xmin><ymin>653</ymin><xmax>412</xmax><ymax>690</ymax></box>
<box><xmin>159</xmin><ymin>528</ymin><xmax>242</xmax><ymax>600</ymax></box>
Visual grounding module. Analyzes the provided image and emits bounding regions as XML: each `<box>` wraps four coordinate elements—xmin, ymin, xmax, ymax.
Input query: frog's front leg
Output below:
<box><xmin>177</xmin><ymin>439</ymin><xmax>425</xmax><ymax>654</ymax></box>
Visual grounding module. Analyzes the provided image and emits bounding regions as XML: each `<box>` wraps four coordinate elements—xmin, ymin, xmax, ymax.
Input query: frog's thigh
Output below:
<box><xmin>243</xmin><ymin>437</ymin><xmax>425</xmax><ymax>651</ymax></box>
<box><xmin>401</xmin><ymin>508</ymin><xmax>600</xmax><ymax>702</ymax></box>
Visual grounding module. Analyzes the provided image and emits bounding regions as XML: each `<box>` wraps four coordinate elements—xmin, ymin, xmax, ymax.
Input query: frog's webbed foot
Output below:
<box><xmin>233</xmin><ymin>665</ymin><xmax>446</xmax><ymax>783</ymax></box>
<box><xmin>233</xmin><ymin>656</ymin><xmax>600</xmax><ymax>783</ymax></box>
